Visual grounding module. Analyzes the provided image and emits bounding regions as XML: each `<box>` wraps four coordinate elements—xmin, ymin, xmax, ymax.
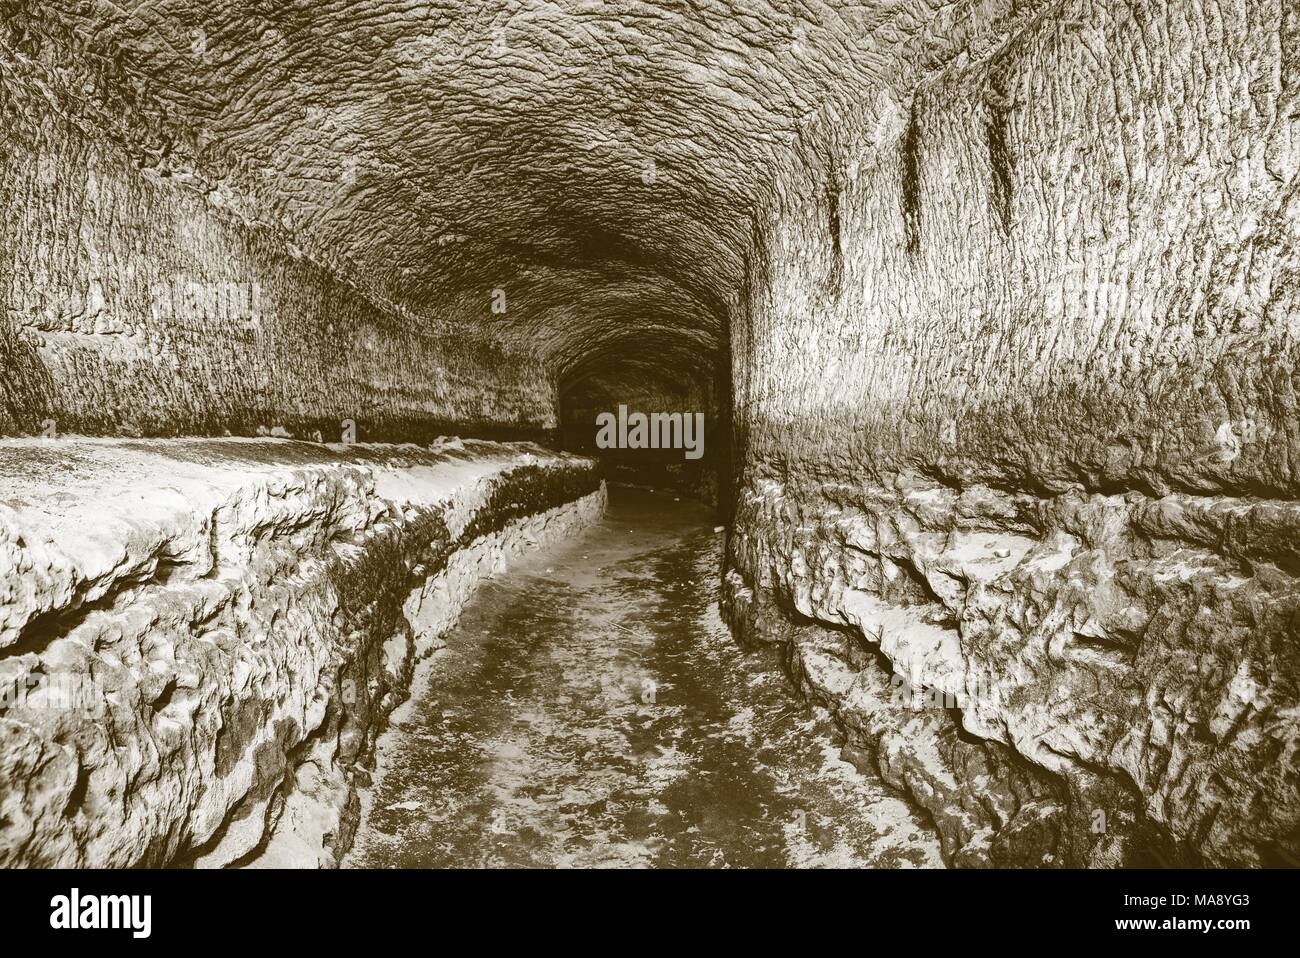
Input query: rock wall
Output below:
<box><xmin>0</xmin><ymin>27</ymin><xmax>556</xmax><ymax>441</ymax></box>
<box><xmin>0</xmin><ymin>438</ymin><xmax>602</xmax><ymax>867</ymax></box>
<box><xmin>5</xmin><ymin>0</ymin><xmax>1296</xmax><ymax>869</ymax></box>
<box><xmin>728</xmin><ymin>0</ymin><xmax>1300</xmax><ymax>867</ymax></box>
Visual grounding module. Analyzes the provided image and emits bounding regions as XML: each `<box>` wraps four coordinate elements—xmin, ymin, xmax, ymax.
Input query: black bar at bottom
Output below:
<box><xmin>0</xmin><ymin>867</ymin><xmax>1283</xmax><ymax>945</ymax></box>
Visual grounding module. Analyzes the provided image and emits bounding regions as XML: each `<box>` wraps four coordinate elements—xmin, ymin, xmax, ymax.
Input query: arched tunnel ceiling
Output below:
<box><xmin>14</xmin><ymin>0</ymin><xmax>980</xmax><ymax>386</ymax></box>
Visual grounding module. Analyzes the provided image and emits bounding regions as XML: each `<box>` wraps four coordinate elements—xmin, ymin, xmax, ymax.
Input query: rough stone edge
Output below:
<box><xmin>0</xmin><ymin>447</ymin><xmax>603</xmax><ymax>868</ymax></box>
<box><xmin>191</xmin><ymin>472</ymin><xmax>607</xmax><ymax>870</ymax></box>
<box><xmin>719</xmin><ymin>567</ymin><xmax>1186</xmax><ymax>868</ymax></box>
<box><xmin>249</xmin><ymin>486</ymin><xmax>608</xmax><ymax>869</ymax></box>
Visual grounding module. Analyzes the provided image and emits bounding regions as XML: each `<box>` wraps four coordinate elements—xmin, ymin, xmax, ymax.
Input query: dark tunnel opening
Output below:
<box><xmin>557</xmin><ymin>352</ymin><xmax>727</xmax><ymax>511</ymax></box>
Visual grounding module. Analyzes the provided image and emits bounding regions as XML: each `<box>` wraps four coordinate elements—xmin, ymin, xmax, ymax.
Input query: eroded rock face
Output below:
<box><xmin>0</xmin><ymin>438</ymin><xmax>602</xmax><ymax>867</ymax></box>
<box><xmin>0</xmin><ymin>0</ymin><xmax>756</xmax><ymax>440</ymax></box>
<box><xmin>0</xmin><ymin>38</ymin><xmax>555</xmax><ymax>441</ymax></box>
<box><xmin>0</xmin><ymin>0</ymin><xmax>988</xmax><ymax>449</ymax></box>
<box><xmin>728</xmin><ymin>1</ymin><xmax>1300</xmax><ymax>866</ymax></box>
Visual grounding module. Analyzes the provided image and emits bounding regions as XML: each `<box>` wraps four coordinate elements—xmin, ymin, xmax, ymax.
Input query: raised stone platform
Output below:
<box><xmin>0</xmin><ymin>437</ymin><xmax>604</xmax><ymax>867</ymax></box>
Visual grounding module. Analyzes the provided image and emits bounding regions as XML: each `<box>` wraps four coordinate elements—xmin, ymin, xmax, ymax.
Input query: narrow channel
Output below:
<box><xmin>345</xmin><ymin>486</ymin><xmax>942</xmax><ymax>868</ymax></box>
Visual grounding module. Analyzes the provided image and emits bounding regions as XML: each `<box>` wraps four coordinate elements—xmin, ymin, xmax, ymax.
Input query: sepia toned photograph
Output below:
<box><xmin>0</xmin><ymin>0</ymin><xmax>1292</xmax><ymax>940</ymax></box>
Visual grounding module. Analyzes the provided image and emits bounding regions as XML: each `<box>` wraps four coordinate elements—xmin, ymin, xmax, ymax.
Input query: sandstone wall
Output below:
<box><xmin>728</xmin><ymin>0</ymin><xmax>1300</xmax><ymax>866</ymax></box>
<box><xmin>0</xmin><ymin>438</ymin><xmax>602</xmax><ymax>867</ymax></box>
<box><xmin>0</xmin><ymin>31</ymin><xmax>556</xmax><ymax>442</ymax></box>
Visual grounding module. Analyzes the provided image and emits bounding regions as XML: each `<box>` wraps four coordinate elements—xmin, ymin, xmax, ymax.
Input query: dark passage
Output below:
<box><xmin>345</xmin><ymin>487</ymin><xmax>940</xmax><ymax>868</ymax></box>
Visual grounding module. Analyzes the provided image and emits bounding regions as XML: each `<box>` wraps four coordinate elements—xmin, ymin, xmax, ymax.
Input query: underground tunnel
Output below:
<box><xmin>0</xmin><ymin>0</ymin><xmax>1298</xmax><ymax>910</ymax></box>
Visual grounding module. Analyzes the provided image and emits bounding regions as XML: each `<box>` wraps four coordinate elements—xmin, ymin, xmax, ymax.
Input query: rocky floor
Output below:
<box><xmin>346</xmin><ymin>486</ymin><xmax>941</xmax><ymax>868</ymax></box>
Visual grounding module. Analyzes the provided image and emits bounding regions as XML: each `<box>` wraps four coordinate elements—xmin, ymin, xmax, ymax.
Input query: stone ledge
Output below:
<box><xmin>0</xmin><ymin>437</ymin><xmax>603</xmax><ymax>867</ymax></box>
<box><xmin>725</xmin><ymin>472</ymin><xmax>1300</xmax><ymax>867</ymax></box>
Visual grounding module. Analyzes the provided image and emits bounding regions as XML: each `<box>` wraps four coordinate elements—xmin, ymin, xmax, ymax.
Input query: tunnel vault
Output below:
<box><xmin>0</xmin><ymin>0</ymin><xmax>909</xmax><ymax>442</ymax></box>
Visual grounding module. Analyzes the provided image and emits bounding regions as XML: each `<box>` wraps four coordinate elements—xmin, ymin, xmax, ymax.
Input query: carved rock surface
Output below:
<box><xmin>726</xmin><ymin>0</ymin><xmax>1300</xmax><ymax>867</ymax></box>
<box><xmin>0</xmin><ymin>437</ymin><xmax>602</xmax><ymax>867</ymax></box>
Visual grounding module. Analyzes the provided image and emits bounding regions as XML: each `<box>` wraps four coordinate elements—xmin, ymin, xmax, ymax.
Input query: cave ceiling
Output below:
<box><xmin>18</xmin><ymin>0</ymin><xmax>992</xmax><ymax>388</ymax></box>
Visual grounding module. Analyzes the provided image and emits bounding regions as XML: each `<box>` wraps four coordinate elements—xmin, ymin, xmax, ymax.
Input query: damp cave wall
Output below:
<box><xmin>0</xmin><ymin>22</ymin><xmax>557</xmax><ymax>443</ymax></box>
<box><xmin>727</xmin><ymin>0</ymin><xmax>1300</xmax><ymax>866</ymax></box>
